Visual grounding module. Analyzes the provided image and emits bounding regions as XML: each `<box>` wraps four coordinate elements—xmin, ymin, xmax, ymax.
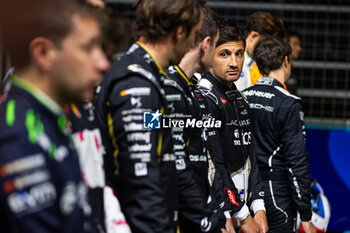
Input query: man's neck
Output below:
<box><xmin>15</xmin><ymin>68</ymin><xmax>64</xmax><ymax>107</ymax></box>
<box><xmin>138</xmin><ymin>37</ymin><xmax>172</xmax><ymax>68</ymax></box>
<box><xmin>268</xmin><ymin>69</ymin><xmax>286</xmax><ymax>85</ymax></box>
<box><xmin>178</xmin><ymin>48</ymin><xmax>201</xmax><ymax>78</ymax></box>
<box><xmin>208</xmin><ymin>69</ymin><xmax>233</xmax><ymax>89</ymax></box>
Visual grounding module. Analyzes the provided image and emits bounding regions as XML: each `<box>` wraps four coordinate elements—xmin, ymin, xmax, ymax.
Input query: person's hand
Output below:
<box><xmin>221</xmin><ymin>228</ymin><xmax>228</xmax><ymax>233</ymax></box>
<box><xmin>231</xmin><ymin>216</ymin><xmax>238</xmax><ymax>229</ymax></box>
<box><xmin>253</xmin><ymin>210</ymin><xmax>268</xmax><ymax>233</ymax></box>
<box><xmin>225</xmin><ymin>218</ymin><xmax>236</xmax><ymax>233</ymax></box>
<box><xmin>240</xmin><ymin>215</ymin><xmax>259</xmax><ymax>233</ymax></box>
<box><xmin>301</xmin><ymin>221</ymin><xmax>316</xmax><ymax>233</ymax></box>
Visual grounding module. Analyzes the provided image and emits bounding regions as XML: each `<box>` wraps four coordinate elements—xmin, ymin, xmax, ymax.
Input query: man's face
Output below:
<box><xmin>286</xmin><ymin>57</ymin><xmax>292</xmax><ymax>80</ymax></box>
<box><xmin>51</xmin><ymin>14</ymin><xmax>109</xmax><ymax>103</ymax></box>
<box><xmin>169</xmin><ymin>13</ymin><xmax>203</xmax><ymax>65</ymax></box>
<box><xmin>198</xmin><ymin>31</ymin><xmax>219</xmax><ymax>73</ymax></box>
<box><xmin>246</xmin><ymin>31</ymin><xmax>260</xmax><ymax>57</ymax></box>
<box><xmin>210</xmin><ymin>40</ymin><xmax>245</xmax><ymax>87</ymax></box>
<box><xmin>289</xmin><ymin>35</ymin><xmax>302</xmax><ymax>60</ymax></box>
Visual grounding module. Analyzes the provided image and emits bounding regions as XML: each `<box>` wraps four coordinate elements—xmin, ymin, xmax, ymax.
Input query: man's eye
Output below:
<box><xmin>236</xmin><ymin>52</ymin><xmax>243</xmax><ymax>58</ymax></box>
<box><xmin>83</xmin><ymin>43</ymin><xmax>95</xmax><ymax>53</ymax></box>
<box><xmin>220</xmin><ymin>52</ymin><xmax>228</xmax><ymax>57</ymax></box>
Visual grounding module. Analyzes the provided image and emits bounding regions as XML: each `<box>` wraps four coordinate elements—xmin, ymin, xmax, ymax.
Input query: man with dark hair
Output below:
<box><xmin>285</xmin><ymin>31</ymin><xmax>302</xmax><ymax>95</ymax></box>
<box><xmin>243</xmin><ymin>36</ymin><xmax>316</xmax><ymax>233</ymax></box>
<box><xmin>94</xmin><ymin>0</ymin><xmax>204</xmax><ymax>232</ymax></box>
<box><xmin>0</xmin><ymin>0</ymin><xmax>109</xmax><ymax>232</ymax></box>
<box><xmin>289</xmin><ymin>31</ymin><xmax>302</xmax><ymax>61</ymax></box>
<box><xmin>197</xmin><ymin>21</ymin><xmax>267</xmax><ymax>233</ymax></box>
<box><xmin>235</xmin><ymin>11</ymin><xmax>287</xmax><ymax>90</ymax></box>
<box><xmin>163</xmin><ymin>8</ymin><xmax>227</xmax><ymax>233</ymax></box>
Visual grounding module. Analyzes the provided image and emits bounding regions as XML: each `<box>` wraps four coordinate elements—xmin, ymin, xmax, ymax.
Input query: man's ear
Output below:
<box><xmin>29</xmin><ymin>37</ymin><xmax>57</xmax><ymax>71</ymax></box>
<box><xmin>174</xmin><ymin>25</ymin><xmax>186</xmax><ymax>43</ymax></box>
<box><xmin>284</xmin><ymin>56</ymin><xmax>289</xmax><ymax>68</ymax></box>
<box><xmin>200</xmin><ymin>36</ymin><xmax>211</xmax><ymax>54</ymax></box>
<box><xmin>250</xmin><ymin>31</ymin><xmax>260</xmax><ymax>40</ymax></box>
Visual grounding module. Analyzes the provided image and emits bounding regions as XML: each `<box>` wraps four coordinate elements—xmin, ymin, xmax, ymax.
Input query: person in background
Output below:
<box><xmin>163</xmin><ymin>7</ymin><xmax>227</xmax><ymax>233</ymax></box>
<box><xmin>197</xmin><ymin>21</ymin><xmax>267</xmax><ymax>233</ymax></box>
<box><xmin>235</xmin><ymin>11</ymin><xmax>287</xmax><ymax>91</ymax></box>
<box><xmin>243</xmin><ymin>36</ymin><xmax>315</xmax><ymax>233</ymax></box>
<box><xmin>0</xmin><ymin>0</ymin><xmax>109</xmax><ymax>232</ymax></box>
<box><xmin>285</xmin><ymin>31</ymin><xmax>303</xmax><ymax>95</ymax></box>
<box><xmin>289</xmin><ymin>31</ymin><xmax>302</xmax><ymax>61</ymax></box>
<box><xmin>94</xmin><ymin>0</ymin><xmax>204</xmax><ymax>232</ymax></box>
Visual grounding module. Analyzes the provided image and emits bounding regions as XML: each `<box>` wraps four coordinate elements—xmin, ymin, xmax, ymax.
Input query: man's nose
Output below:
<box><xmin>229</xmin><ymin>55</ymin><xmax>238</xmax><ymax>67</ymax></box>
<box><xmin>95</xmin><ymin>49</ymin><xmax>110</xmax><ymax>72</ymax></box>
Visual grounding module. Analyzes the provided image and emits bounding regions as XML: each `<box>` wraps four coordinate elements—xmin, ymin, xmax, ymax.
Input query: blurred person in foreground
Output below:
<box><xmin>94</xmin><ymin>0</ymin><xmax>204</xmax><ymax>232</ymax></box>
<box><xmin>243</xmin><ymin>36</ymin><xmax>315</xmax><ymax>233</ymax></box>
<box><xmin>163</xmin><ymin>7</ymin><xmax>227</xmax><ymax>233</ymax></box>
<box><xmin>235</xmin><ymin>11</ymin><xmax>287</xmax><ymax>91</ymax></box>
<box><xmin>0</xmin><ymin>0</ymin><xmax>109</xmax><ymax>232</ymax></box>
<box><xmin>197</xmin><ymin>21</ymin><xmax>267</xmax><ymax>233</ymax></box>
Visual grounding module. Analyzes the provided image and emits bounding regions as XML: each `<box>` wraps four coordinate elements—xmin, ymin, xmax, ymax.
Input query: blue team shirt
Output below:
<box><xmin>0</xmin><ymin>76</ymin><xmax>96</xmax><ymax>233</ymax></box>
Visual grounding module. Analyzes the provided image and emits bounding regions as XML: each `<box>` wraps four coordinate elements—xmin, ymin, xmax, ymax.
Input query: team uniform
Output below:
<box><xmin>95</xmin><ymin>42</ymin><xmax>178</xmax><ymax>233</ymax></box>
<box><xmin>67</xmin><ymin>102</ymin><xmax>131</xmax><ymax>233</ymax></box>
<box><xmin>0</xmin><ymin>76</ymin><xmax>96</xmax><ymax>233</ymax></box>
<box><xmin>243</xmin><ymin>77</ymin><xmax>312</xmax><ymax>232</ymax></box>
<box><xmin>197</xmin><ymin>72</ymin><xmax>265</xmax><ymax>222</ymax></box>
<box><xmin>163</xmin><ymin>65</ymin><xmax>226</xmax><ymax>233</ymax></box>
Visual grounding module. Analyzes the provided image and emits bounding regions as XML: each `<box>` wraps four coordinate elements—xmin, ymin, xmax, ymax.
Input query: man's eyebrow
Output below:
<box><xmin>85</xmin><ymin>36</ymin><xmax>102</xmax><ymax>46</ymax></box>
<box><xmin>218</xmin><ymin>49</ymin><xmax>231</xmax><ymax>54</ymax></box>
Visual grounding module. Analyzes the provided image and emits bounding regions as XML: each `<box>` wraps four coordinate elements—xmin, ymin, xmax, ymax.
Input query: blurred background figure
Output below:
<box><xmin>235</xmin><ymin>11</ymin><xmax>287</xmax><ymax>91</ymax></box>
<box><xmin>289</xmin><ymin>31</ymin><xmax>302</xmax><ymax>60</ymax></box>
<box><xmin>285</xmin><ymin>31</ymin><xmax>303</xmax><ymax>95</ymax></box>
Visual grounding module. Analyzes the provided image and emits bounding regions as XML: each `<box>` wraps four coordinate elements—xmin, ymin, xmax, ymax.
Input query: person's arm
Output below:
<box><xmin>247</xmin><ymin>140</ymin><xmax>268</xmax><ymax>233</ymax></box>
<box><xmin>106</xmin><ymin>76</ymin><xmax>172</xmax><ymax>233</ymax></box>
<box><xmin>279</xmin><ymin>100</ymin><xmax>313</xmax><ymax>222</ymax></box>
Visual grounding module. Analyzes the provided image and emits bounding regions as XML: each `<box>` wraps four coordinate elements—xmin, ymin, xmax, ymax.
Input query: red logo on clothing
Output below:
<box><xmin>220</xmin><ymin>97</ymin><xmax>228</xmax><ymax>105</ymax></box>
<box><xmin>226</xmin><ymin>187</ymin><xmax>239</xmax><ymax>206</ymax></box>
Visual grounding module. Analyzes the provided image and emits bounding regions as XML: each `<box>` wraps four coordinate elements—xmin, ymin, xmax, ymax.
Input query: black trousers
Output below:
<box><xmin>263</xmin><ymin>180</ymin><xmax>297</xmax><ymax>233</ymax></box>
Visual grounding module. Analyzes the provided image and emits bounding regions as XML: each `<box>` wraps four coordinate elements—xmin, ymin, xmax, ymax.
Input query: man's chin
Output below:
<box><xmin>226</xmin><ymin>75</ymin><xmax>240</xmax><ymax>83</ymax></box>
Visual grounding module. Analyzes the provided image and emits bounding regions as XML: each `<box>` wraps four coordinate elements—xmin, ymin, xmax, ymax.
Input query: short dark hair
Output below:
<box><xmin>0</xmin><ymin>0</ymin><xmax>99</xmax><ymax>69</ymax></box>
<box><xmin>194</xmin><ymin>7</ymin><xmax>219</xmax><ymax>46</ymax></box>
<box><xmin>288</xmin><ymin>31</ymin><xmax>301</xmax><ymax>40</ymax></box>
<box><xmin>135</xmin><ymin>0</ymin><xmax>205</xmax><ymax>42</ymax></box>
<box><xmin>253</xmin><ymin>36</ymin><xmax>292</xmax><ymax>76</ymax></box>
<box><xmin>216</xmin><ymin>20</ymin><xmax>246</xmax><ymax>48</ymax></box>
<box><xmin>246</xmin><ymin>11</ymin><xmax>287</xmax><ymax>40</ymax></box>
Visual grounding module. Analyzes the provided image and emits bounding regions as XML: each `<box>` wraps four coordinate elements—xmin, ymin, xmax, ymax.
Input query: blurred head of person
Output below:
<box><xmin>288</xmin><ymin>31</ymin><xmax>302</xmax><ymax>60</ymax></box>
<box><xmin>245</xmin><ymin>11</ymin><xmax>287</xmax><ymax>58</ymax></box>
<box><xmin>87</xmin><ymin>0</ymin><xmax>105</xmax><ymax>8</ymax></box>
<box><xmin>102</xmin><ymin>11</ymin><xmax>131</xmax><ymax>62</ymax></box>
<box><xmin>209</xmin><ymin>21</ymin><xmax>246</xmax><ymax>88</ymax></box>
<box><xmin>253</xmin><ymin>36</ymin><xmax>292</xmax><ymax>84</ymax></box>
<box><xmin>0</xmin><ymin>0</ymin><xmax>110</xmax><ymax>104</ymax></box>
<box><xmin>194</xmin><ymin>8</ymin><xmax>220</xmax><ymax>73</ymax></box>
<box><xmin>178</xmin><ymin>7</ymin><xmax>220</xmax><ymax>76</ymax></box>
<box><xmin>135</xmin><ymin>0</ymin><xmax>205</xmax><ymax>67</ymax></box>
